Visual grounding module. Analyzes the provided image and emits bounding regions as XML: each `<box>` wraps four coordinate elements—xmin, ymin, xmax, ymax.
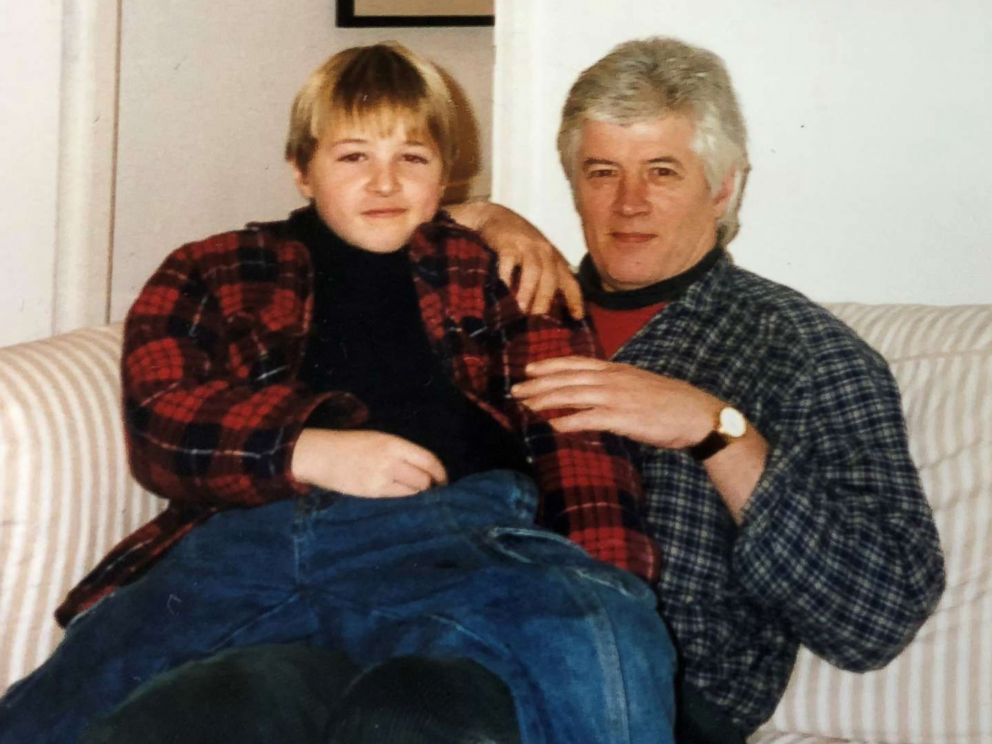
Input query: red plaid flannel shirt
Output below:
<box><xmin>55</xmin><ymin>212</ymin><xmax>660</xmax><ymax>626</ymax></box>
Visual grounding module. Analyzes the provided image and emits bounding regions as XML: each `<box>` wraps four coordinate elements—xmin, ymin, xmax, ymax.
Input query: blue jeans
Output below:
<box><xmin>0</xmin><ymin>470</ymin><xmax>676</xmax><ymax>743</ymax></box>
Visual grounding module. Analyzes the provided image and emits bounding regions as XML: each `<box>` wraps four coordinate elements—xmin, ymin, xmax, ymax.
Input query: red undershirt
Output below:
<box><xmin>587</xmin><ymin>301</ymin><xmax>668</xmax><ymax>359</ymax></box>
<box><xmin>577</xmin><ymin>246</ymin><xmax>722</xmax><ymax>359</ymax></box>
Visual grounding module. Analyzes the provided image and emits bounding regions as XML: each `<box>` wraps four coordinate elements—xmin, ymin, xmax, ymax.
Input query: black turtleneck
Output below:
<box><xmin>291</xmin><ymin>207</ymin><xmax>530</xmax><ymax>483</ymax></box>
<box><xmin>577</xmin><ymin>246</ymin><xmax>724</xmax><ymax>310</ymax></box>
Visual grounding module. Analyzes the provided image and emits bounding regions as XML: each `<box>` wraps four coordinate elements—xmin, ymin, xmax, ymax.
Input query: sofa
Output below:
<box><xmin>1</xmin><ymin>303</ymin><xmax>989</xmax><ymax>743</ymax></box>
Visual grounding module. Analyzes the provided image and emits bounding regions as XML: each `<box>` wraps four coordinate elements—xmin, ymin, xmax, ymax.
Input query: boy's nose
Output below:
<box><xmin>368</xmin><ymin>163</ymin><xmax>400</xmax><ymax>196</ymax></box>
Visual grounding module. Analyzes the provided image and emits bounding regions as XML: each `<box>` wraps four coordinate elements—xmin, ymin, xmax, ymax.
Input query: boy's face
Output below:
<box><xmin>293</xmin><ymin>120</ymin><xmax>445</xmax><ymax>253</ymax></box>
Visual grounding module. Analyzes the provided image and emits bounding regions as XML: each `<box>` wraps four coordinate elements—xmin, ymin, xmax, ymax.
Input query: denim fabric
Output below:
<box><xmin>0</xmin><ymin>471</ymin><xmax>676</xmax><ymax>744</ymax></box>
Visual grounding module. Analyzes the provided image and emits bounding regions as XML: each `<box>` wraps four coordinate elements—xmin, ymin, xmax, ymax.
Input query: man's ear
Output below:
<box><xmin>712</xmin><ymin>168</ymin><xmax>737</xmax><ymax>218</ymax></box>
<box><xmin>291</xmin><ymin>161</ymin><xmax>314</xmax><ymax>200</ymax></box>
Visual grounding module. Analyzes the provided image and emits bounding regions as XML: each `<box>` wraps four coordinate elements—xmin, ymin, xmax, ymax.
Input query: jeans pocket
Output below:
<box><xmin>483</xmin><ymin>527</ymin><xmax>655</xmax><ymax>604</ymax></box>
<box><xmin>483</xmin><ymin>525</ymin><xmax>588</xmax><ymax>564</ymax></box>
<box><xmin>64</xmin><ymin>591</ymin><xmax>115</xmax><ymax>634</ymax></box>
<box><xmin>566</xmin><ymin>563</ymin><xmax>656</xmax><ymax>604</ymax></box>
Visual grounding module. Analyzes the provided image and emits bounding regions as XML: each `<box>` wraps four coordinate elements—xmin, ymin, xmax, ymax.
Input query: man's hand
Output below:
<box><xmin>446</xmin><ymin>201</ymin><xmax>584</xmax><ymax>319</ymax></box>
<box><xmin>291</xmin><ymin>429</ymin><xmax>447</xmax><ymax>497</ymax></box>
<box><xmin>511</xmin><ymin>356</ymin><xmax>718</xmax><ymax>448</ymax></box>
<box><xmin>513</xmin><ymin>356</ymin><xmax>769</xmax><ymax>522</ymax></box>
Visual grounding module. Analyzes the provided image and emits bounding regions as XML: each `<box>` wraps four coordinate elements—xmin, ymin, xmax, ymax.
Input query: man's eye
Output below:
<box><xmin>649</xmin><ymin>166</ymin><xmax>676</xmax><ymax>178</ymax></box>
<box><xmin>587</xmin><ymin>168</ymin><xmax>617</xmax><ymax>179</ymax></box>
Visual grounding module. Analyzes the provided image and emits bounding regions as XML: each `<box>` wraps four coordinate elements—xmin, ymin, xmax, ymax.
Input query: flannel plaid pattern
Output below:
<box><xmin>55</xmin><ymin>212</ymin><xmax>658</xmax><ymax>626</ymax></box>
<box><xmin>615</xmin><ymin>252</ymin><xmax>944</xmax><ymax>733</ymax></box>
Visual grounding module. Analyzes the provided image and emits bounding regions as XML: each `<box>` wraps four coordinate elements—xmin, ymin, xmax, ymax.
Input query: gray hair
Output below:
<box><xmin>557</xmin><ymin>37</ymin><xmax>750</xmax><ymax>246</ymax></box>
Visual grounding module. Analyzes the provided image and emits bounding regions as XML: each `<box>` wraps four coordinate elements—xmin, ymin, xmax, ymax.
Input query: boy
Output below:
<box><xmin>0</xmin><ymin>43</ymin><xmax>675</xmax><ymax>743</ymax></box>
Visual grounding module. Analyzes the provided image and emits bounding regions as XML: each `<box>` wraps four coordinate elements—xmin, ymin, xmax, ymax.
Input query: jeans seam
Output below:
<box><xmin>209</xmin><ymin>593</ymin><xmax>311</xmax><ymax>652</ymax></box>
<box><xmin>557</xmin><ymin>570</ymin><xmax>633</xmax><ymax>743</ymax></box>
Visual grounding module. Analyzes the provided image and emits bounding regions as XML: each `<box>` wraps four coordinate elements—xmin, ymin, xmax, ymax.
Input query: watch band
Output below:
<box><xmin>688</xmin><ymin>430</ymin><xmax>729</xmax><ymax>461</ymax></box>
<box><xmin>688</xmin><ymin>405</ymin><xmax>747</xmax><ymax>462</ymax></box>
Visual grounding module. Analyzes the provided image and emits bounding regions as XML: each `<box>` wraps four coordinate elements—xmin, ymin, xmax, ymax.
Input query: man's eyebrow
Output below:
<box><xmin>581</xmin><ymin>156</ymin><xmax>684</xmax><ymax>168</ymax></box>
<box><xmin>582</xmin><ymin>157</ymin><xmax>620</xmax><ymax>168</ymax></box>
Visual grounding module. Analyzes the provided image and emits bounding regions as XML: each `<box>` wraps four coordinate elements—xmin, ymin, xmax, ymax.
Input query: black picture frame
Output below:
<box><xmin>336</xmin><ymin>0</ymin><xmax>494</xmax><ymax>27</ymax></box>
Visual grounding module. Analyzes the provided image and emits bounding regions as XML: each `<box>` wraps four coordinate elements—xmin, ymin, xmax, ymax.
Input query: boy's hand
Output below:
<box><xmin>446</xmin><ymin>201</ymin><xmax>584</xmax><ymax>319</ymax></box>
<box><xmin>291</xmin><ymin>429</ymin><xmax>448</xmax><ymax>497</ymax></box>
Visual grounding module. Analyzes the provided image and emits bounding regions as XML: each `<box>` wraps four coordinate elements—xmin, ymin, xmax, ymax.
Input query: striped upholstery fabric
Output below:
<box><xmin>752</xmin><ymin>303</ymin><xmax>992</xmax><ymax>744</ymax></box>
<box><xmin>0</xmin><ymin>324</ymin><xmax>160</xmax><ymax>693</ymax></box>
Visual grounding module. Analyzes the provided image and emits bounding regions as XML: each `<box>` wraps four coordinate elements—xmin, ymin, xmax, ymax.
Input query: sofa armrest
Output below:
<box><xmin>0</xmin><ymin>324</ymin><xmax>161</xmax><ymax>693</ymax></box>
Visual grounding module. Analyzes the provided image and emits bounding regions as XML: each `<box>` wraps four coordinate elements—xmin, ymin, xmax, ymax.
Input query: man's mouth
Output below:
<box><xmin>610</xmin><ymin>232</ymin><xmax>655</xmax><ymax>244</ymax></box>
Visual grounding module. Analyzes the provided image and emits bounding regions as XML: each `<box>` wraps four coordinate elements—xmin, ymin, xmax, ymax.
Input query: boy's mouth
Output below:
<box><xmin>362</xmin><ymin>208</ymin><xmax>407</xmax><ymax>218</ymax></box>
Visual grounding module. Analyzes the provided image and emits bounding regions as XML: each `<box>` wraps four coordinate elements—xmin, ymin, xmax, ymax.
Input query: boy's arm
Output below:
<box><xmin>123</xmin><ymin>234</ymin><xmax>366</xmax><ymax>508</ymax></box>
<box><xmin>484</xmin><ymin>262</ymin><xmax>661</xmax><ymax>583</ymax></box>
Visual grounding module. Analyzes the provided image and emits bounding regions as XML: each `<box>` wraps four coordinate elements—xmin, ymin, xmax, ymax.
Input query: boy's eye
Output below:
<box><xmin>337</xmin><ymin>152</ymin><xmax>366</xmax><ymax>163</ymax></box>
<box><xmin>402</xmin><ymin>153</ymin><xmax>430</xmax><ymax>165</ymax></box>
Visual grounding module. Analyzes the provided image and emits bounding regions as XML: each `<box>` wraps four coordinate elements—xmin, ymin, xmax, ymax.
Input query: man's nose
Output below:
<box><xmin>367</xmin><ymin>162</ymin><xmax>399</xmax><ymax>196</ymax></box>
<box><xmin>613</xmin><ymin>173</ymin><xmax>649</xmax><ymax>216</ymax></box>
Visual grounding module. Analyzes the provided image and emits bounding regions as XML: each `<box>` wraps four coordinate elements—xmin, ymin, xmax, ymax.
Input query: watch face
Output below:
<box><xmin>718</xmin><ymin>407</ymin><xmax>747</xmax><ymax>438</ymax></box>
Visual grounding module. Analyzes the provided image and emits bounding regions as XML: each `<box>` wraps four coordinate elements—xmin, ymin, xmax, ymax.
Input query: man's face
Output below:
<box><xmin>574</xmin><ymin>115</ymin><xmax>733</xmax><ymax>291</ymax></box>
<box><xmin>293</xmin><ymin>121</ymin><xmax>445</xmax><ymax>253</ymax></box>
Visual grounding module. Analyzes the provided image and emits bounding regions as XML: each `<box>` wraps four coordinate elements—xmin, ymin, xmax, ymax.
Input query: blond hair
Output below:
<box><xmin>558</xmin><ymin>37</ymin><xmax>750</xmax><ymax>246</ymax></box>
<box><xmin>286</xmin><ymin>42</ymin><xmax>456</xmax><ymax>177</ymax></box>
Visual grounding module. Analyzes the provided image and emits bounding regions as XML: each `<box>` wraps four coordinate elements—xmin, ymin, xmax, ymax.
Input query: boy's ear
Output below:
<box><xmin>291</xmin><ymin>161</ymin><xmax>314</xmax><ymax>200</ymax></box>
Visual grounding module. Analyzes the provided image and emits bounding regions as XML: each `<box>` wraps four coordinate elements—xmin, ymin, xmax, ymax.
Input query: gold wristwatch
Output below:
<box><xmin>688</xmin><ymin>405</ymin><xmax>747</xmax><ymax>461</ymax></box>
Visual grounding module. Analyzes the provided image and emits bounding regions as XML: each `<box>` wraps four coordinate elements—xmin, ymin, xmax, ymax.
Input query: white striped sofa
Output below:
<box><xmin>1</xmin><ymin>305</ymin><xmax>990</xmax><ymax>743</ymax></box>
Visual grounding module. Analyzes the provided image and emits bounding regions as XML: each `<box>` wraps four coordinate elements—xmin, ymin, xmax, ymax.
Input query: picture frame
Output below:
<box><xmin>336</xmin><ymin>0</ymin><xmax>494</xmax><ymax>27</ymax></box>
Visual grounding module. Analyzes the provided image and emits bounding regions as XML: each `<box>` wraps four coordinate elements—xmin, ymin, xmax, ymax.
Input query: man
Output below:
<box><xmin>461</xmin><ymin>36</ymin><xmax>944</xmax><ymax>742</ymax></box>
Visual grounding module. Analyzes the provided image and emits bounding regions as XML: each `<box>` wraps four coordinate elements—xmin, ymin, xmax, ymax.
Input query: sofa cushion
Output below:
<box><xmin>0</xmin><ymin>324</ymin><xmax>159</xmax><ymax>693</ymax></box>
<box><xmin>751</xmin><ymin>304</ymin><xmax>992</xmax><ymax>744</ymax></box>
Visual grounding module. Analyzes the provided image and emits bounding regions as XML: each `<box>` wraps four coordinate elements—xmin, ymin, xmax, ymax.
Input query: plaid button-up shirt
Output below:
<box><xmin>613</xmin><ymin>252</ymin><xmax>944</xmax><ymax>733</ymax></box>
<box><xmin>55</xmin><ymin>212</ymin><xmax>658</xmax><ymax>626</ymax></box>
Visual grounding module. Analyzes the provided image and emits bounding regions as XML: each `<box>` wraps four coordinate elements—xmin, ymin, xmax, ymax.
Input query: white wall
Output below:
<box><xmin>0</xmin><ymin>2</ymin><xmax>63</xmax><ymax>346</ymax></box>
<box><xmin>493</xmin><ymin>0</ymin><xmax>992</xmax><ymax>305</ymax></box>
